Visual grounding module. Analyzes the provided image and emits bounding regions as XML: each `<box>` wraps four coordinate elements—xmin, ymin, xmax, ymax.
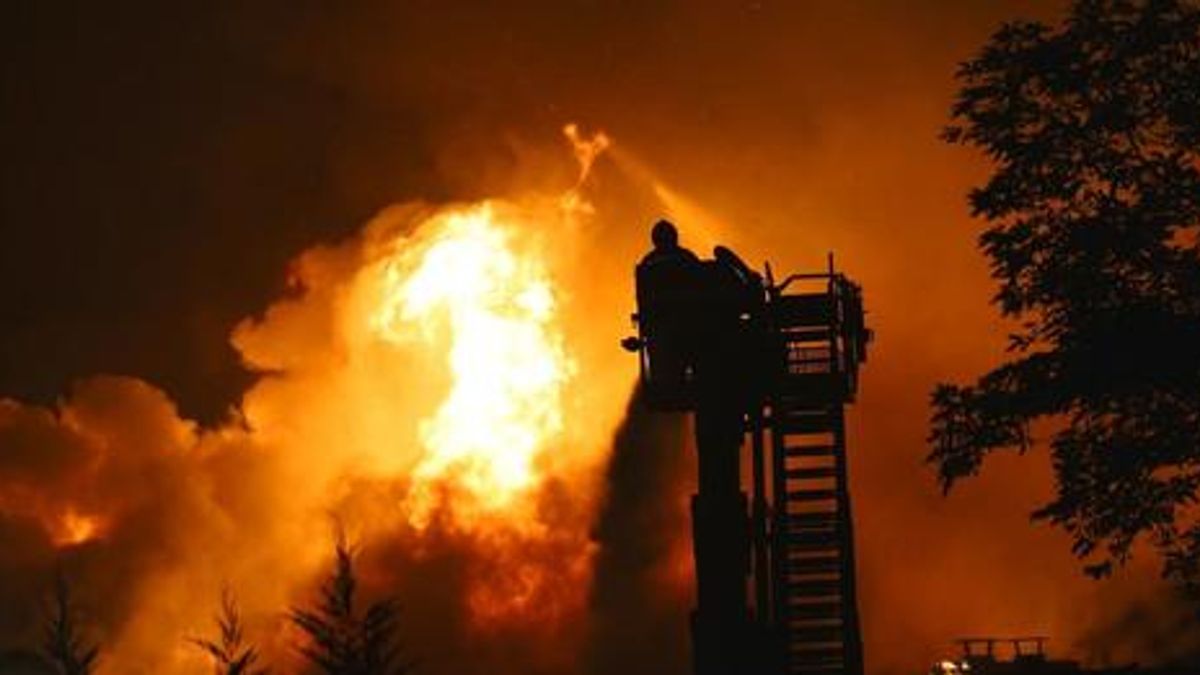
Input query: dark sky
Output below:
<box><xmin>2</xmin><ymin>2</ymin><xmax>439</xmax><ymax>420</ymax></box>
<box><xmin>1</xmin><ymin>1</ymin><xmax>1044</xmax><ymax>421</ymax></box>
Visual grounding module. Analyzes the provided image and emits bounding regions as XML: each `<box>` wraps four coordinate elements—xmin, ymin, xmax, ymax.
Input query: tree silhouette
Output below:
<box><xmin>930</xmin><ymin>0</ymin><xmax>1200</xmax><ymax>585</ymax></box>
<box><xmin>42</xmin><ymin>574</ymin><xmax>98</xmax><ymax>675</ymax></box>
<box><xmin>192</xmin><ymin>587</ymin><xmax>267</xmax><ymax>675</ymax></box>
<box><xmin>289</xmin><ymin>532</ymin><xmax>413</xmax><ymax>675</ymax></box>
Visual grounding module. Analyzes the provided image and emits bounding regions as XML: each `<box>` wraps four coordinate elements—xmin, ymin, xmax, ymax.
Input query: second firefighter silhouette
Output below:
<box><xmin>625</xmin><ymin>220</ymin><xmax>872</xmax><ymax>675</ymax></box>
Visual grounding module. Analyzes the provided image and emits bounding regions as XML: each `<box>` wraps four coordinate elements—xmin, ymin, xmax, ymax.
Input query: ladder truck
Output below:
<box><xmin>624</xmin><ymin>244</ymin><xmax>872</xmax><ymax>675</ymax></box>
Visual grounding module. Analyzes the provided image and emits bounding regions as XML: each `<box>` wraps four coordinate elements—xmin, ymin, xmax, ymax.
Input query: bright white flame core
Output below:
<box><xmin>372</xmin><ymin>204</ymin><xmax>573</xmax><ymax>530</ymax></box>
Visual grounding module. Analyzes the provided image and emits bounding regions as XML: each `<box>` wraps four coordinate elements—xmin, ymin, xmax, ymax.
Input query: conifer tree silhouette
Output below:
<box><xmin>42</xmin><ymin>574</ymin><xmax>98</xmax><ymax>675</ymax></box>
<box><xmin>192</xmin><ymin>587</ymin><xmax>267</xmax><ymax>675</ymax></box>
<box><xmin>289</xmin><ymin>531</ymin><xmax>413</xmax><ymax>675</ymax></box>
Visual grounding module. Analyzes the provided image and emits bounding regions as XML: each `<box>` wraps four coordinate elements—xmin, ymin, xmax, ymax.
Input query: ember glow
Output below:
<box><xmin>53</xmin><ymin>508</ymin><xmax>102</xmax><ymax>546</ymax></box>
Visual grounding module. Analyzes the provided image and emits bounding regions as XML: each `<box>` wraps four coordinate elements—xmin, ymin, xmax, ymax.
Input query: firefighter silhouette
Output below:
<box><xmin>634</xmin><ymin>220</ymin><xmax>702</xmax><ymax>408</ymax></box>
<box><xmin>634</xmin><ymin>220</ymin><xmax>764</xmax><ymax>410</ymax></box>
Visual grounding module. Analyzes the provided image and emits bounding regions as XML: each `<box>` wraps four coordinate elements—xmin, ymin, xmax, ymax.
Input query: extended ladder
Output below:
<box><xmin>764</xmin><ymin>268</ymin><xmax>868</xmax><ymax>675</ymax></box>
<box><xmin>625</xmin><ymin>248</ymin><xmax>870</xmax><ymax>675</ymax></box>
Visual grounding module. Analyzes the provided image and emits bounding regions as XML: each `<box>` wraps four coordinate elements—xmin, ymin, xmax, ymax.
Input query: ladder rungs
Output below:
<box><xmin>787</xmin><ymin>489</ymin><xmax>838</xmax><ymax>502</ymax></box>
<box><xmin>788</xmin><ymin>601</ymin><xmax>843</xmax><ymax>620</ymax></box>
<box><xmin>787</xmin><ymin>539</ymin><xmax>842</xmax><ymax>553</ymax></box>
<box><xmin>787</xmin><ymin>662</ymin><xmax>844</xmax><ymax>672</ymax></box>
<box><xmin>790</xmin><ymin>626</ymin><xmax>846</xmax><ymax>643</ymax></box>
<box><xmin>790</xmin><ymin>644</ymin><xmax>845</xmax><ymax>657</ymax></box>
<box><xmin>783</xmin><ymin>328</ymin><xmax>833</xmax><ymax>343</ymax></box>
<box><xmin>779</xmin><ymin>375</ymin><xmax>844</xmax><ymax>401</ymax></box>
<box><xmin>786</xmin><ymin>528</ymin><xmax>841</xmax><ymax>545</ymax></box>
<box><xmin>790</xmin><ymin>659</ymin><xmax>844</xmax><ymax>668</ymax></box>
<box><xmin>790</xmin><ymin>658</ymin><xmax>843</xmax><ymax>669</ymax></box>
<box><xmin>789</xmin><ymin>647</ymin><xmax>845</xmax><ymax>663</ymax></box>
<box><xmin>787</xmin><ymin>556</ymin><xmax>841</xmax><ymax>575</ymax></box>
<box><xmin>779</xmin><ymin>413</ymin><xmax>834</xmax><ymax>433</ymax></box>
<box><xmin>786</xmin><ymin>523</ymin><xmax>839</xmax><ymax>537</ymax></box>
<box><xmin>788</xmin><ymin>511</ymin><xmax>839</xmax><ymax>526</ymax></box>
<box><xmin>785</xmin><ymin>445</ymin><xmax>837</xmax><ymax>458</ymax></box>
<box><xmin>788</xmin><ymin>579</ymin><xmax>843</xmax><ymax>597</ymax></box>
<box><xmin>786</xmin><ymin>466</ymin><xmax>837</xmax><ymax>480</ymax></box>
<box><xmin>789</xmin><ymin>651</ymin><xmax>846</xmax><ymax>666</ymax></box>
<box><xmin>789</xmin><ymin>661</ymin><xmax>846</xmax><ymax>672</ymax></box>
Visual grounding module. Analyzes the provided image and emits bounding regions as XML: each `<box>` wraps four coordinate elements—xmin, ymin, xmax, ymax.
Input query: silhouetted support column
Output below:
<box><xmin>750</xmin><ymin>413</ymin><xmax>770</xmax><ymax>625</ymax></box>
<box><xmin>690</xmin><ymin>394</ymin><xmax>750</xmax><ymax>675</ymax></box>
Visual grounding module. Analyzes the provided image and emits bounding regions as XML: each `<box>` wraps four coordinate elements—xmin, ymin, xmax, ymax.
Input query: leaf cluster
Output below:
<box><xmin>930</xmin><ymin>0</ymin><xmax>1200</xmax><ymax>586</ymax></box>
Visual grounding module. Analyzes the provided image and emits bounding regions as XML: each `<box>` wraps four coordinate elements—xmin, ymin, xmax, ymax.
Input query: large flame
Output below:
<box><xmin>0</xmin><ymin>126</ymin><xmax>646</xmax><ymax>671</ymax></box>
<box><xmin>371</xmin><ymin>204</ymin><xmax>574</xmax><ymax>531</ymax></box>
<box><xmin>335</xmin><ymin>144</ymin><xmax>618</xmax><ymax>627</ymax></box>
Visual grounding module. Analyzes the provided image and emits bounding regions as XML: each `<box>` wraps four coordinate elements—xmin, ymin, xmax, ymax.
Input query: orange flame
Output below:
<box><xmin>53</xmin><ymin>508</ymin><xmax>103</xmax><ymax>546</ymax></box>
<box><xmin>340</xmin><ymin>127</ymin><xmax>614</xmax><ymax>627</ymax></box>
<box><xmin>0</xmin><ymin>126</ymin><xmax>628</xmax><ymax>669</ymax></box>
<box><xmin>371</xmin><ymin>204</ymin><xmax>574</xmax><ymax>532</ymax></box>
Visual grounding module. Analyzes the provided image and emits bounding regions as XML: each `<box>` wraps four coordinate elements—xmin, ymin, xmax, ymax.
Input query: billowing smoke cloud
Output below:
<box><xmin>1074</xmin><ymin>585</ymin><xmax>1200</xmax><ymax>668</ymax></box>
<box><xmin>0</xmin><ymin>132</ymin><xmax>681</xmax><ymax>674</ymax></box>
<box><xmin>584</xmin><ymin>384</ymin><xmax>693</xmax><ymax>675</ymax></box>
<box><xmin>0</xmin><ymin>376</ymin><xmax>281</xmax><ymax>667</ymax></box>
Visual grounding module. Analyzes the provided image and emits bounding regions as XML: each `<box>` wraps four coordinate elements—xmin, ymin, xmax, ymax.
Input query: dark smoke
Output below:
<box><xmin>585</xmin><ymin>384</ymin><xmax>694</xmax><ymax>675</ymax></box>
<box><xmin>1074</xmin><ymin>586</ymin><xmax>1200</xmax><ymax>668</ymax></box>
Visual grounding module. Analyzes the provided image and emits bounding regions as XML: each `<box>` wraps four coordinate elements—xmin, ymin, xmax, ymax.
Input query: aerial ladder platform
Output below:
<box><xmin>626</xmin><ymin>244</ymin><xmax>871</xmax><ymax>675</ymax></box>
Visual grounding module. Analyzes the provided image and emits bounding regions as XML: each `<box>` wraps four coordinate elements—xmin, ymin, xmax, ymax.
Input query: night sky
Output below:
<box><xmin>1</xmin><ymin>1</ymin><xmax>1040</xmax><ymax>421</ymax></box>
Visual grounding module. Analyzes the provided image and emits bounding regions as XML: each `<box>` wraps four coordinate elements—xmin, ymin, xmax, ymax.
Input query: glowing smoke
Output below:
<box><xmin>0</xmin><ymin>126</ymin><xmax>647</xmax><ymax>674</ymax></box>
